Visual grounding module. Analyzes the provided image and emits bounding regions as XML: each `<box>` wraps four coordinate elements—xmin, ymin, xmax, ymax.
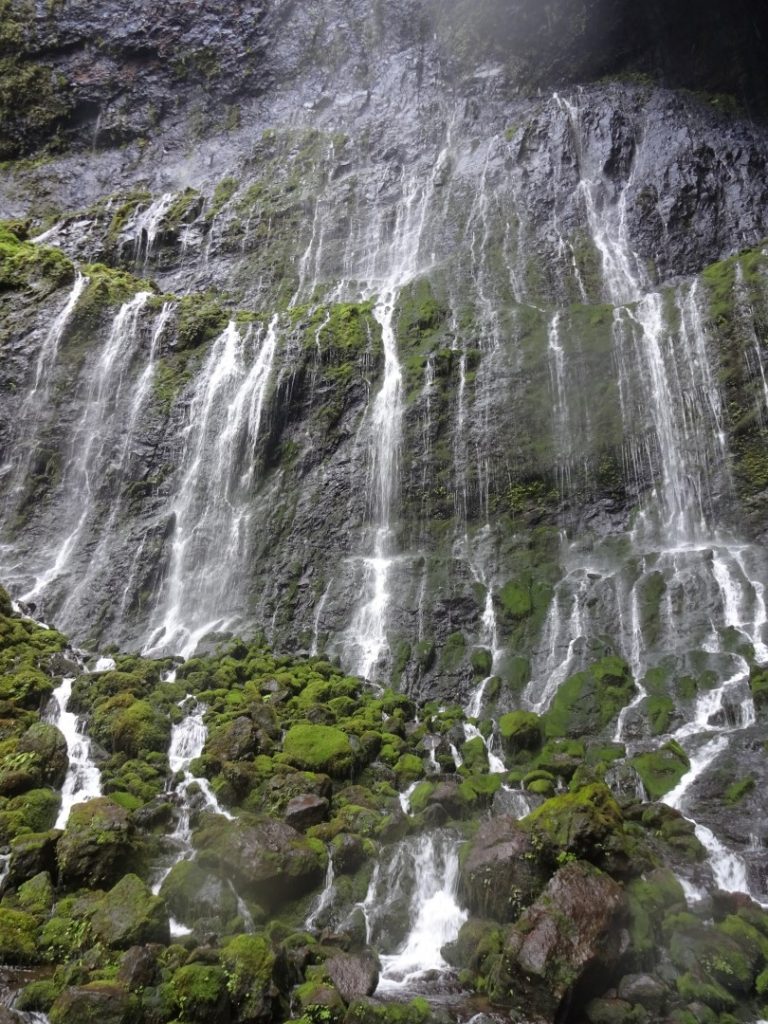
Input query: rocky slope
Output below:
<box><xmin>0</xmin><ymin>594</ymin><xmax>766</xmax><ymax>1024</ymax></box>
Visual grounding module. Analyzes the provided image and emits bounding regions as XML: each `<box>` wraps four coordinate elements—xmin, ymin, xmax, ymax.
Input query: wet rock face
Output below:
<box><xmin>459</xmin><ymin>816</ymin><xmax>549</xmax><ymax>923</ymax></box>
<box><xmin>489</xmin><ymin>860</ymin><xmax>625</xmax><ymax>1019</ymax></box>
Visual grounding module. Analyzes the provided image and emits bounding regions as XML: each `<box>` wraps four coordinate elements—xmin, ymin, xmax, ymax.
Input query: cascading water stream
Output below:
<box><xmin>152</xmin><ymin>696</ymin><xmax>239</xmax><ymax>934</ymax></box>
<box><xmin>145</xmin><ymin>315</ymin><xmax>279</xmax><ymax>657</ymax></box>
<box><xmin>47</xmin><ymin>676</ymin><xmax>102</xmax><ymax>829</ymax></box>
<box><xmin>361</xmin><ymin>832</ymin><xmax>467</xmax><ymax>993</ymax></box>
<box><xmin>19</xmin><ymin>291</ymin><xmax>152</xmax><ymax>612</ymax></box>
<box><xmin>530</xmin><ymin>93</ymin><xmax>768</xmax><ymax>900</ymax></box>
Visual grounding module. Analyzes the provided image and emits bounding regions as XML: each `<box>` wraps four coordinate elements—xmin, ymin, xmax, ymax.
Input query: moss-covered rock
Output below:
<box><xmin>159</xmin><ymin>858</ymin><xmax>238</xmax><ymax>929</ymax></box>
<box><xmin>0</xmin><ymin>906</ymin><xmax>39</xmax><ymax>964</ymax></box>
<box><xmin>56</xmin><ymin>797</ymin><xmax>135</xmax><ymax>888</ymax></box>
<box><xmin>194</xmin><ymin>814</ymin><xmax>326</xmax><ymax>911</ymax></box>
<box><xmin>170</xmin><ymin>963</ymin><xmax>230</xmax><ymax>1022</ymax></box>
<box><xmin>90</xmin><ymin>873</ymin><xmax>169</xmax><ymax>948</ymax></box>
<box><xmin>544</xmin><ymin>657</ymin><xmax>635</xmax><ymax>738</ymax></box>
<box><xmin>17</xmin><ymin>870</ymin><xmax>54</xmax><ymax>915</ymax></box>
<box><xmin>630</xmin><ymin>741</ymin><xmax>690</xmax><ymax>800</ymax></box>
<box><xmin>220</xmin><ymin>933</ymin><xmax>276</xmax><ymax>1021</ymax></box>
<box><xmin>522</xmin><ymin>783</ymin><xmax>624</xmax><ymax>863</ymax></box>
<box><xmin>488</xmin><ymin>861</ymin><xmax>625</xmax><ymax>1017</ymax></box>
<box><xmin>282</xmin><ymin>724</ymin><xmax>356</xmax><ymax>777</ymax></box>
<box><xmin>498</xmin><ymin>710</ymin><xmax>544</xmax><ymax>759</ymax></box>
<box><xmin>49</xmin><ymin>983</ymin><xmax>140</xmax><ymax>1024</ymax></box>
<box><xmin>460</xmin><ymin>815</ymin><xmax>550</xmax><ymax>922</ymax></box>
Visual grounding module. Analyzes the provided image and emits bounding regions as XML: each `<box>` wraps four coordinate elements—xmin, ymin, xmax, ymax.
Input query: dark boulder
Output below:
<box><xmin>488</xmin><ymin>860</ymin><xmax>626</xmax><ymax>1019</ymax></box>
<box><xmin>460</xmin><ymin>815</ymin><xmax>550</xmax><ymax>922</ymax></box>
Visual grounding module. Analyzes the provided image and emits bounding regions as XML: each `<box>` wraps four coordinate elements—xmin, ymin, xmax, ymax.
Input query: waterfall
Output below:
<box><xmin>305</xmin><ymin>857</ymin><xmax>335</xmax><ymax>930</ymax></box>
<box><xmin>152</xmin><ymin>696</ymin><xmax>235</xmax><ymax>929</ymax></box>
<box><xmin>146</xmin><ymin>316</ymin><xmax>279</xmax><ymax>656</ymax></box>
<box><xmin>47</xmin><ymin>677</ymin><xmax>102</xmax><ymax>829</ymax></box>
<box><xmin>19</xmin><ymin>291</ymin><xmax>152</xmax><ymax>613</ymax></box>
<box><xmin>345</xmin><ymin>170</ymin><xmax>440</xmax><ymax>680</ymax></box>
<box><xmin>360</xmin><ymin>832</ymin><xmax>467</xmax><ymax>992</ymax></box>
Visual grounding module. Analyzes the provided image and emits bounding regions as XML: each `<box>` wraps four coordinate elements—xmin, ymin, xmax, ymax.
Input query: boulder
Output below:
<box><xmin>326</xmin><ymin>951</ymin><xmax>380</xmax><ymax>1002</ymax></box>
<box><xmin>220</xmin><ymin>933</ymin><xmax>276</xmax><ymax>1021</ymax></box>
<box><xmin>56</xmin><ymin>797</ymin><xmax>134</xmax><ymax>888</ymax></box>
<box><xmin>116</xmin><ymin>945</ymin><xmax>160</xmax><ymax>990</ymax></box>
<box><xmin>194</xmin><ymin>814</ymin><xmax>326</xmax><ymax>910</ymax></box>
<box><xmin>0</xmin><ymin>907</ymin><xmax>39</xmax><ymax>963</ymax></box>
<box><xmin>460</xmin><ymin>815</ymin><xmax>550</xmax><ymax>922</ymax></box>
<box><xmin>285</xmin><ymin>793</ymin><xmax>330</xmax><ymax>830</ymax></box>
<box><xmin>206</xmin><ymin>716</ymin><xmax>259</xmax><ymax>764</ymax></box>
<box><xmin>49</xmin><ymin>983</ymin><xmax>139</xmax><ymax>1024</ymax></box>
<box><xmin>331</xmin><ymin>833</ymin><xmax>368</xmax><ymax>875</ymax></box>
<box><xmin>7</xmin><ymin>829</ymin><xmax>59</xmax><ymax>888</ymax></box>
<box><xmin>90</xmin><ymin>873</ymin><xmax>170</xmax><ymax>948</ymax></box>
<box><xmin>170</xmin><ymin>964</ymin><xmax>230</xmax><ymax>1023</ymax></box>
<box><xmin>17</xmin><ymin>722</ymin><xmax>69</xmax><ymax>787</ymax></box>
<box><xmin>523</xmin><ymin>783</ymin><xmax>625</xmax><ymax>863</ymax></box>
<box><xmin>489</xmin><ymin>860</ymin><xmax>625</xmax><ymax>1019</ymax></box>
<box><xmin>282</xmin><ymin>724</ymin><xmax>356</xmax><ymax>777</ymax></box>
<box><xmin>498</xmin><ymin>710</ymin><xmax>544</xmax><ymax>758</ymax></box>
<box><xmin>159</xmin><ymin>858</ymin><xmax>238</xmax><ymax>929</ymax></box>
<box><xmin>616</xmin><ymin>973</ymin><xmax>667</xmax><ymax>1012</ymax></box>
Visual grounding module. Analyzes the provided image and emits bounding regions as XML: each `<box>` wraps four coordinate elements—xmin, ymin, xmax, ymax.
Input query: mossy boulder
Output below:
<box><xmin>625</xmin><ymin>869</ymin><xmax>687</xmax><ymax>961</ymax></box>
<box><xmin>523</xmin><ymin>783</ymin><xmax>624</xmax><ymax>863</ymax></box>
<box><xmin>630</xmin><ymin>741</ymin><xmax>690</xmax><ymax>800</ymax></box>
<box><xmin>49</xmin><ymin>983</ymin><xmax>140</xmax><ymax>1024</ymax></box>
<box><xmin>90</xmin><ymin>873</ymin><xmax>169</xmax><ymax>948</ymax></box>
<box><xmin>460</xmin><ymin>815</ymin><xmax>550</xmax><ymax>923</ymax></box>
<box><xmin>1</xmin><ymin>787</ymin><xmax>60</xmax><ymax>839</ymax></box>
<box><xmin>17</xmin><ymin>722</ymin><xmax>68</xmax><ymax>787</ymax></box>
<box><xmin>459</xmin><ymin>736</ymin><xmax>489</xmax><ymax>773</ymax></box>
<box><xmin>91</xmin><ymin>695</ymin><xmax>170</xmax><ymax>758</ymax></box>
<box><xmin>488</xmin><ymin>861</ymin><xmax>625</xmax><ymax>1017</ymax></box>
<box><xmin>7</xmin><ymin>829</ymin><xmax>59</xmax><ymax>888</ymax></box>
<box><xmin>220</xmin><ymin>933</ymin><xmax>276</xmax><ymax>1021</ymax></box>
<box><xmin>749</xmin><ymin>667</ymin><xmax>768</xmax><ymax>720</ymax></box>
<box><xmin>544</xmin><ymin>657</ymin><xmax>635</xmax><ymax>738</ymax></box>
<box><xmin>0</xmin><ymin>906</ymin><xmax>39</xmax><ymax>964</ymax></box>
<box><xmin>206</xmin><ymin>715</ymin><xmax>260</xmax><ymax>766</ymax></box>
<box><xmin>442</xmin><ymin>917</ymin><xmax>504</xmax><ymax>976</ymax></box>
<box><xmin>170</xmin><ymin>964</ymin><xmax>230</xmax><ymax>1023</ymax></box>
<box><xmin>194</xmin><ymin>815</ymin><xmax>326</xmax><ymax>911</ymax></box>
<box><xmin>159</xmin><ymin>858</ymin><xmax>238</xmax><ymax>929</ymax></box>
<box><xmin>17</xmin><ymin>870</ymin><xmax>54</xmax><ymax>915</ymax></box>
<box><xmin>498</xmin><ymin>710</ymin><xmax>544</xmax><ymax>758</ymax></box>
<box><xmin>282</xmin><ymin>724</ymin><xmax>356</xmax><ymax>777</ymax></box>
<box><xmin>56</xmin><ymin>797</ymin><xmax>135</xmax><ymax>888</ymax></box>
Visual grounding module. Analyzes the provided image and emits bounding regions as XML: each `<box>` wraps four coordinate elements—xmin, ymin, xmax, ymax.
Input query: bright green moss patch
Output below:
<box><xmin>631</xmin><ymin>740</ymin><xmax>690</xmax><ymax>800</ymax></box>
<box><xmin>0</xmin><ymin>223</ymin><xmax>73</xmax><ymax>290</ymax></box>
<box><xmin>544</xmin><ymin>657</ymin><xmax>635</xmax><ymax>738</ymax></box>
<box><xmin>282</xmin><ymin>724</ymin><xmax>355</xmax><ymax>777</ymax></box>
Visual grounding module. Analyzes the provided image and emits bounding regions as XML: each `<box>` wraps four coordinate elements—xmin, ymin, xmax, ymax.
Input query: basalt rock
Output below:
<box><xmin>488</xmin><ymin>860</ymin><xmax>626</xmax><ymax>1020</ymax></box>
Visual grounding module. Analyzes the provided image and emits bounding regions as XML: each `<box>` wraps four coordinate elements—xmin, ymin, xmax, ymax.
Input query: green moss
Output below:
<box><xmin>724</xmin><ymin>776</ymin><xmax>755</xmax><ymax>804</ymax></box>
<box><xmin>440</xmin><ymin>631</ymin><xmax>466</xmax><ymax>672</ymax></box>
<box><xmin>498</xmin><ymin>710</ymin><xmax>543</xmax><ymax>758</ymax></box>
<box><xmin>171</xmin><ymin>963</ymin><xmax>229</xmax><ymax>1021</ymax></box>
<box><xmin>282</xmin><ymin>724</ymin><xmax>355</xmax><ymax>777</ymax></box>
<box><xmin>0</xmin><ymin>57</ymin><xmax>72</xmax><ymax>159</ymax></box>
<box><xmin>220</xmin><ymin>933</ymin><xmax>276</xmax><ymax>1019</ymax></box>
<box><xmin>524</xmin><ymin>783</ymin><xmax>624</xmax><ymax>855</ymax></box>
<box><xmin>498</xmin><ymin>580</ymin><xmax>533</xmax><ymax>618</ymax></box>
<box><xmin>544</xmin><ymin>657</ymin><xmax>635</xmax><ymax>738</ymax></box>
<box><xmin>0</xmin><ymin>906</ymin><xmax>39</xmax><ymax>963</ymax></box>
<box><xmin>631</xmin><ymin>740</ymin><xmax>690</xmax><ymax>800</ymax></box>
<box><xmin>0</xmin><ymin>222</ymin><xmax>73</xmax><ymax>290</ymax></box>
<box><xmin>675</xmin><ymin>972</ymin><xmax>736</xmax><ymax>1011</ymax></box>
<box><xmin>175</xmin><ymin>293</ymin><xmax>229</xmax><ymax>350</ymax></box>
